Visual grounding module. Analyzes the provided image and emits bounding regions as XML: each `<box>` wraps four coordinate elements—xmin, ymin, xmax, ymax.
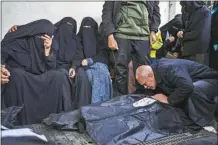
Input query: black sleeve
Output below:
<box><xmin>166</xmin><ymin>66</ymin><xmax>194</xmax><ymax>106</ymax></box>
<box><xmin>1</xmin><ymin>46</ymin><xmax>9</xmax><ymax>65</ymax></box>
<box><xmin>91</xmin><ymin>35</ymin><xmax>109</xmax><ymax>66</ymax></box>
<box><xmin>149</xmin><ymin>1</ymin><xmax>161</xmax><ymax>33</ymax></box>
<box><xmin>173</xmin><ymin>39</ymin><xmax>182</xmax><ymax>53</ymax></box>
<box><xmin>183</xmin><ymin>8</ymin><xmax>211</xmax><ymax>41</ymax></box>
<box><xmin>45</xmin><ymin>41</ymin><xmax>58</xmax><ymax>70</ymax></box>
<box><xmin>45</xmin><ymin>51</ymin><xmax>56</xmax><ymax>70</ymax></box>
<box><xmin>71</xmin><ymin>37</ymin><xmax>85</xmax><ymax>70</ymax></box>
<box><xmin>102</xmin><ymin>1</ymin><xmax>116</xmax><ymax>36</ymax></box>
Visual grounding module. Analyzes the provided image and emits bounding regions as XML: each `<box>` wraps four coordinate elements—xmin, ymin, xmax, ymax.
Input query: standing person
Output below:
<box><xmin>102</xmin><ymin>1</ymin><xmax>161</xmax><ymax>95</ymax></box>
<box><xmin>210</xmin><ymin>1</ymin><xmax>218</xmax><ymax>71</ymax></box>
<box><xmin>178</xmin><ymin>1</ymin><xmax>211</xmax><ymax>65</ymax></box>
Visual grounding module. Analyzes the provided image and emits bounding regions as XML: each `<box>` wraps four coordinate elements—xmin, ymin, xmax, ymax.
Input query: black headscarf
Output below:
<box><xmin>54</xmin><ymin>17</ymin><xmax>78</xmax><ymax>69</ymax></box>
<box><xmin>180</xmin><ymin>1</ymin><xmax>206</xmax><ymax>28</ymax></box>
<box><xmin>180</xmin><ymin>1</ymin><xmax>206</xmax><ymax>13</ymax></box>
<box><xmin>77</xmin><ymin>17</ymin><xmax>98</xmax><ymax>58</ymax></box>
<box><xmin>1</xmin><ymin>19</ymin><xmax>55</xmax><ymax>75</ymax></box>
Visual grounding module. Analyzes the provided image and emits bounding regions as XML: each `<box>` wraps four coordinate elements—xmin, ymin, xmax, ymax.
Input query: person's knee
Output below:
<box><xmin>76</xmin><ymin>68</ymin><xmax>89</xmax><ymax>82</ymax></box>
<box><xmin>194</xmin><ymin>80</ymin><xmax>217</xmax><ymax>97</ymax></box>
<box><xmin>9</xmin><ymin>68</ymin><xmax>26</xmax><ymax>81</ymax></box>
<box><xmin>56</xmin><ymin>68</ymin><xmax>68</xmax><ymax>73</ymax></box>
<box><xmin>47</xmin><ymin>70</ymin><xmax>66</xmax><ymax>81</ymax></box>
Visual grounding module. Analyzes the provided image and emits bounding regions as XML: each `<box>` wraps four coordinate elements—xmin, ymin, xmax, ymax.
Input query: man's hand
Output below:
<box><xmin>177</xmin><ymin>31</ymin><xmax>183</xmax><ymax>38</ymax></box>
<box><xmin>8</xmin><ymin>25</ymin><xmax>17</xmax><ymax>33</ymax></box>
<box><xmin>169</xmin><ymin>35</ymin><xmax>175</xmax><ymax>42</ymax></box>
<box><xmin>173</xmin><ymin>52</ymin><xmax>179</xmax><ymax>57</ymax></box>
<box><xmin>150</xmin><ymin>31</ymin><xmax>157</xmax><ymax>45</ymax></box>
<box><xmin>1</xmin><ymin>65</ymin><xmax>10</xmax><ymax>84</ymax></box>
<box><xmin>81</xmin><ymin>59</ymin><xmax>88</xmax><ymax>66</ymax></box>
<box><xmin>151</xmin><ymin>94</ymin><xmax>169</xmax><ymax>104</ymax></box>
<box><xmin>69</xmin><ymin>68</ymin><xmax>76</xmax><ymax>79</ymax></box>
<box><xmin>41</xmin><ymin>34</ymin><xmax>53</xmax><ymax>56</ymax></box>
<box><xmin>108</xmin><ymin>34</ymin><xmax>118</xmax><ymax>51</ymax></box>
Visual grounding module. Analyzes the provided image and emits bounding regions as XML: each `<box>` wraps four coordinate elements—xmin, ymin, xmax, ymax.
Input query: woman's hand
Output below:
<box><xmin>81</xmin><ymin>59</ymin><xmax>88</xmax><ymax>66</ymax></box>
<box><xmin>69</xmin><ymin>68</ymin><xmax>76</xmax><ymax>79</ymax></box>
<box><xmin>41</xmin><ymin>34</ymin><xmax>53</xmax><ymax>56</ymax></box>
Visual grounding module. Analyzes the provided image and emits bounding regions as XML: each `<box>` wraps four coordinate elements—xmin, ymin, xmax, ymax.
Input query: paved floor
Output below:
<box><xmin>18</xmin><ymin>124</ymin><xmax>217</xmax><ymax>145</ymax></box>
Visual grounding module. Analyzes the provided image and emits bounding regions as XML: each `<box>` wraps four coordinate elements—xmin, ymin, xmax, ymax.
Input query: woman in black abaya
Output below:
<box><xmin>54</xmin><ymin>17</ymin><xmax>92</xmax><ymax>109</ymax></box>
<box><xmin>1</xmin><ymin>19</ymin><xmax>72</xmax><ymax>125</ymax></box>
<box><xmin>78</xmin><ymin>17</ymin><xmax>112</xmax><ymax>103</ymax></box>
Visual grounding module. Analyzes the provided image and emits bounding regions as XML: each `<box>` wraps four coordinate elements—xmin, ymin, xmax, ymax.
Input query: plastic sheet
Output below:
<box><xmin>81</xmin><ymin>94</ymin><xmax>201</xmax><ymax>145</ymax></box>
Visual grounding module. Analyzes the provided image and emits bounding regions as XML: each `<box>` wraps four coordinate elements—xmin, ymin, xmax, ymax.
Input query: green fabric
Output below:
<box><xmin>115</xmin><ymin>1</ymin><xmax>150</xmax><ymax>40</ymax></box>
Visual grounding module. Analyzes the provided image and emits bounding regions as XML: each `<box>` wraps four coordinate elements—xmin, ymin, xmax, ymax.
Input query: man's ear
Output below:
<box><xmin>136</xmin><ymin>75</ymin><xmax>138</xmax><ymax>80</ymax></box>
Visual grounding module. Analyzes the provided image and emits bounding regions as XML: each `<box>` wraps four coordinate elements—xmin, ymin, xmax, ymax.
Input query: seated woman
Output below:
<box><xmin>1</xmin><ymin>19</ymin><xmax>72</xmax><ymax>125</ymax></box>
<box><xmin>54</xmin><ymin>17</ymin><xmax>92</xmax><ymax>109</ymax></box>
<box><xmin>77</xmin><ymin>17</ymin><xmax>112</xmax><ymax>103</ymax></box>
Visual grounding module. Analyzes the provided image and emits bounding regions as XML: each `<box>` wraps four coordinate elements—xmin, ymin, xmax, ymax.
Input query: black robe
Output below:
<box><xmin>54</xmin><ymin>17</ymin><xmax>92</xmax><ymax>109</ymax></box>
<box><xmin>54</xmin><ymin>17</ymin><xmax>77</xmax><ymax>70</ymax></box>
<box><xmin>77</xmin><ymin>17</ymin><xmax>112</xmax><ymax>103</ymax></box>
<box><xmin>77</xmin><ymin>17</ymin><xmax>109</xmax><ymax>67</ymax></box>
<box><xmin>210</xmin><ymin>1</ymin><xmax>218</xmax><ymax>71</ymax></box>
<box><xmin>1</xmin><ymin>19</ymin><xmax>72</xmax><ymax>125</ymax></box>
<box><xmin>180</xmin><ymin>1</ymin><xmax>211</xmax><ymax>56</ymax></box>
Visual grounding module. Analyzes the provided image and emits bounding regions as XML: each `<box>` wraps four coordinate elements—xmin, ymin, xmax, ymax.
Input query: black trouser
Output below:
<box><xmin>183</xmin><ymin>53</ymin><xmax>209</xmax><ymax>66</ymax></box>
<box><xmin>184</xmin><ymin>79</ymin><xmax>218</xmax><ymax>127</ymax></box>
<box><xmin>113</xmin><ymin>37</ymin><xmax>150</xmax><ymax>95</ymax></box>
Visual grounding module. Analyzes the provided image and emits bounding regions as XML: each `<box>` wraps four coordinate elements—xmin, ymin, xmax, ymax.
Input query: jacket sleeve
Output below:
<box><xmin>149</xmin><ymin>1</ymin><xmax>161</xmax><ymax>33</ymax></box>
<box><xmin>102</xmin><ymin>1</ymin><xmax>116</xmax><ymax>36</ymax></box>
<box><xmin>183</xmin><ymin>8</ymin><xmax>211</xmax><ymax>41</ymax></box>
<box><xmin>165</xmin><ymin>66</ymin><xmax>194</xmax><ymax>106</ymax></box>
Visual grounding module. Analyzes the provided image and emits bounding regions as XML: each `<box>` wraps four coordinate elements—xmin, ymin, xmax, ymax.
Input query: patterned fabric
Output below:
<box><xmin>86</xmin><ymin>62</ymin><xmax>112</xmax><ymax>103</ymax></box>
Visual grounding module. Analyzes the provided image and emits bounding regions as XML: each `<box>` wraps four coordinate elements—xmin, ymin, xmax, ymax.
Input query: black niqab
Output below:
<box><xmin>77</xmin><ymin>17</ymin><xmax>98</xmax><ymax>59</ymax></box>
<box><xmin>1</xmin><ymin>19</ymin><xmax>55</xmax><ymax>75</ymax></box>
<box><xmin>54</xmin><ymin>17</ymin><xmax>78</xmax><ymax>69</ymax></box>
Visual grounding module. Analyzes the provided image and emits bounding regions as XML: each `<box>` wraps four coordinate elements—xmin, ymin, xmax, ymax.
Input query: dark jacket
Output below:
<box><xmin>101</xmin><ymin>1</ymin><xmax>161</xmax><ymax>36</ymax></box>
<box><xmin>151</xmin><ymin>58</ymin><xmax>213</xmax><ymax>106</ymax></box>
<box><xmin>181</xmin><ymin>2</ymin><xmax>211</xmax><ymax>56</ymax></box>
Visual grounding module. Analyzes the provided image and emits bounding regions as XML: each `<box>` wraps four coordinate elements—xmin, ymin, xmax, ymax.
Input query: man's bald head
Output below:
<box><xmin>136</xmin><ymin>65</ymin><xmax>156</xmax><ymax>90</ymax></box>
<box><xmin>136</xmin><ymin>65</ymin><xmax>153</xmax><ymax>79</ymax></box>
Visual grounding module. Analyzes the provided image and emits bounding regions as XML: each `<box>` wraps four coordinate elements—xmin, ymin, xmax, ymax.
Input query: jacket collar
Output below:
<box><xmin>151</xmin><ymin>62</ymin><xmax>162</xmax><ymax>85</ymax></box>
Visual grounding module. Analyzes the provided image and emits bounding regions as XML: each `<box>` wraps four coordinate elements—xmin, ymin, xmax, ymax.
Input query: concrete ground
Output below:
<box><xmin>18</xmin><ymin>124</ymin><xmax>217</xmax><ymax>145</ymax></box>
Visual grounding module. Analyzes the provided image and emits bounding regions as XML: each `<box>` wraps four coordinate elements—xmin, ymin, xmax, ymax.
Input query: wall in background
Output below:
<box><xmin>1</xmin><ymin>2</ymin><xmax>181</xmax><ymax>38</ymax></box>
